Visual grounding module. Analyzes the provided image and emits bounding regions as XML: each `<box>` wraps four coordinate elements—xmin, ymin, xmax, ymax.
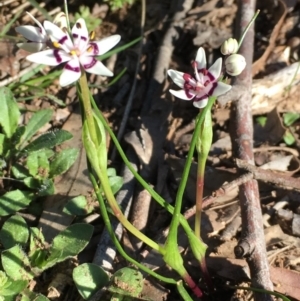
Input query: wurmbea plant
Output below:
<box><xmin>7</xmin><ymin>3</ymin><xmax>258</xmax><ymax>300</ymax></box>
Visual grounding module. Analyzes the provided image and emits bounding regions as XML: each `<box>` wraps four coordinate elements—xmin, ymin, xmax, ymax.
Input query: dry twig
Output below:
<box><xmin>230</xmin><ymin>1</ymin><xmax>274</xmax><ymax>299</ymax></box>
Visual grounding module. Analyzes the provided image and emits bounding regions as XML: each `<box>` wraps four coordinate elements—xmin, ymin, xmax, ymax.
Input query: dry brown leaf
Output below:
<box><xmin>270</xmin><ymin>266</ymin><xmax>300</xmax><ymax>300</ymax></box>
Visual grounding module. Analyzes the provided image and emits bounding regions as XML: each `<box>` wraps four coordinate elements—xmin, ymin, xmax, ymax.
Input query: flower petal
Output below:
<box><xmin>17</xmin><ymin>42</ymin><xmax>45</xmax><ymax>52</ymax></box>
<box><xmin>211</xmin><ymin>81</ymin><xmax>231</xmax><ymax>97</ymax></box>
<box><xmin>195</xmin><ymin>47</ymin><xmax>206</xmax><ymax>70</ymax></box>
<box><xmin>193</xmin><ymin>98</ymin><xmax>208</xmax><ymax>109</ymax></box>
<box><xmin>93</xmin><ymin>35</ymin><xmax>121</xmax><ymax>56</ymax></box>
<box><xmin>169</xmin><ymin>89</ymin><xmax>194</xmax><ymax>100</ymax></box>
<box><xmin>26</xmin><ymin>49</ymin><xmax>71</xmax><ymax>65</ymax></box>
<box><xmin>60</xmin><ymin>58</ymin><xmax>81</xmax><ymax>86</ymax></box>
<box><xmin>81</xmin><ymin>56</ymin><xmax>113</xmax><ymax>76</ymax></box>
<box><xmin>208</xmin><ymin>57</ymin><xmax>222</xmax><ymax>80</ymax></box>
<box><xmin>72</xmin><ymin>18</ymin><xmax>89</xmax><ymax>51</ymax></box>
<box><xmin>44</xmin><ymin>20</ymin><xmax>73</xmax><ymax>50</ymax></box>
<box><xmin>15</xmin><ymin>26</ymin><xmax>45</xmax><ymax>42</ymax></box>
<box><xmin>167</xmin><ymin>69</ymin><xmax>185</xmax><ymax>88</ymax></box>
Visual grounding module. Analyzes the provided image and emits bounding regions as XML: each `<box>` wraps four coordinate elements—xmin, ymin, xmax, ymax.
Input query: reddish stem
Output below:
<box><xmin>182</xmin><ymin>271</ymin><xmax>203</xmax><ymax>298</ymax></box>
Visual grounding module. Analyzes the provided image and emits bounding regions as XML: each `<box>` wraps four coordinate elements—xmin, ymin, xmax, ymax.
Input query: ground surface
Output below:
<box><xmin>0</xmin><ymin>0</ymin><xmax>300</xmax><ymax>300</ymax></box>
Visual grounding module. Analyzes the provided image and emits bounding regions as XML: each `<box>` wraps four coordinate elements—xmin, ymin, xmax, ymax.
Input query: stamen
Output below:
<box><xmin>52</xmin><ymin>41</ymin><xmax>61</xmax><ymax>49</ymax></box>
<box><xmin>183</xmin><ymin>73</ymin><xmax>192</xmax><ymax>81</ymax></box>
<box><xmin>89</xmin><ymin>31</ymin><xmax>95</xmax><ymax>40</ymax></box>
<box><xmin>87</xmin><ymin>45</ymin><xmax>94</xmax><ymax>53</ymax></box>
<box><xmin>70</xmin><ymin>50</ymin><xmax>77</xmax><ymax>56</ymax></box>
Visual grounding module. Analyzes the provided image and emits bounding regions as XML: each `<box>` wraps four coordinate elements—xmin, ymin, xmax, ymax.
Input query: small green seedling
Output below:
<box><xmin>104</xmin><ymin>0</ymin><xmax>134</xmax><ymax>11</ymax></box>
<box><xmin>282</xmin><ymin>112</ymin><xmax>300</xmax><ymax>145</ymax></box>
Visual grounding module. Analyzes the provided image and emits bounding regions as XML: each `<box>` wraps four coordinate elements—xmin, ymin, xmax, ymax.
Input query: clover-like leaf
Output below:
<box><xmin>0</xmin><ymin>215</ymin><xmax>29</xmax><ymax>249</ymax></box>
<box><xmin>73</xmin><ymin>263</ymin><xmax>109</xmax><ymax>300</ymax></box>
<box><xmin>2</xmin><ymin>245</ymin><xmax>34</xmax><ymax>280</ymax></box>
<box><xmin>49</xmin><ymin>148</ymin><xmax>79</xmax><ymax>178</ymax></box>
<box><xmin>0</xmin><ymin>190</ymin><xmax>34</xmax><ymax>216</ymax></box>
<box><xmin>40</xmin><ymin>223</ymin><xmax>93</xmax><ymax>270</ymax></box>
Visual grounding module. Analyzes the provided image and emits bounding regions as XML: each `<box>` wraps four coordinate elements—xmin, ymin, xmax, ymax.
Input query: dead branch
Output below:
<box><xmin>230</xmin><ymin>0</ymin><xmax>274</xmax><ymax>299</ymax></box>
<box><xmin>236</xmin><ymin>159</ymin><xmax>300</xmax><ymax>192</ymax></box>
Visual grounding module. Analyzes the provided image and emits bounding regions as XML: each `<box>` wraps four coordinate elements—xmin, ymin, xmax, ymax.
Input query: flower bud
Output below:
<box><xmin>221</xmin><ymin>38</ymin><xmax>239</xmax><ymax>55</ymax></box>
<box><xmin>53</xmin><ymin>12</ymin><xmax>67</xmax><ymax>30</ymax></box>
<box><xmin>225</xmin><ymin>54</ymin><xmax>246</xmax><ymax>76</ymax></box>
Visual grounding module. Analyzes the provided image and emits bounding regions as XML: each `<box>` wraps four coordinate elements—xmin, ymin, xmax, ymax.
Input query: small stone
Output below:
<box><xmin>292</xmin><ymin>214</ymin><xmax>300</xmax><ymax>237</ymax></box>
<box><xmin>277</xmin><ymin>208</ymin><xmax>293</xmax><ymax>221</ymax></box>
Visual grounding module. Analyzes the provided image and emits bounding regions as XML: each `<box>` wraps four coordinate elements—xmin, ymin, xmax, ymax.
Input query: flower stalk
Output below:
<box><xmin>78</xmin><ymin>72</ymin><xmax>161</xmax><ymax>253</ymax></box>
<box><xmin>195</xmin><ymin>109</ymin><xmax>213</xmax><ymax>239</ymax></box>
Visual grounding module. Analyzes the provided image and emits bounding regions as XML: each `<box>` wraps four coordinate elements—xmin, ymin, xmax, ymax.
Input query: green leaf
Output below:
<box><xmin>33</xmin><ymin>295</ymin><xmax>51</xmax><ymax>301</ymax></box>
<box><xmin>49</xmin><ymin>148</ymin><xmax>79</xmax><ymax>178</ymax></box>
<box><xmin>256</xmin><ymin>116</ymin><xmax>267</xmax><ymax>127</ymax></box>
<box><xmin>0</xmin><ymin>87</ymin><xmax>20</xmax><ymax>138</ymax></box>
<box><xmin>41</xmin><ymin>224</ymin><xmax>93</xmax><ymax>270</ymax></box>
<box><xmin>108</xmin><ymin>267</ymin><xmax>143</xmax><ymax>297</ymax></box>
<box><xmin>0</xmin><ymin>274</ymin><xmax>28</xmax><ymax>296</ymax></box>
<box><xmin>0</xmin><ymin>215</ymin><xmax>29</xmax><ymax>249</ymax></box>
<box><xmin>283</xmin><ymin>112</ymin><xmax>300</xmax><ymax>127</ymax></box>
<box><xmin>0</xmin><ymin>133</ymin><xmax>5</xmax><ymax>155</ymax></box>
<box><xmin>26</xmin><ymin>150</ymin><xmax>50</xmax><ymax>178</ymax></box>
<box><xmin>11</xmin><ymin>126</ymin><xmax>26</xmax><ymax>150</ymax></box>
<box><xmin>107</xmin><ymin>167</ymin><xmax>117</xmax><ymax>177</ymax></box>
<box><xmin>24</xmin><ymin>178</ymin><xmax>55</xmax><ymax>196</ymax></box>
<box><xmin>20</xmin><ymin>109</ymin><xmax>53</xmax><ymax>148</ymax></box>
<box><xmin>2</xmin><ymin>245</ymin><xmax>34</xmax><ymax>280</ymax></box>
<box><xmin>73</xmin><ymin>263</ymin><xmax>109</xmax><ymax>300</ymax></box>
<box><xmin>63</xmin><ymin>196</ymin><xmax>94</xmax><ymax>216</ymax></box>
<box><xmin>28</xmin><ymin>228</ymin><xmax>47</xmax><ymax>268</ymax></box>
<box><xmin>37</xmin><ymin>178</ymin><xmax>55</xmax><ymax>196</ymax></box>
<box><xmin>0</xmin><ymin>190</ymin><xmax>34</xmax><ymax>216</ymax></box>
<box><xmin>109</xmin><ymin>175</ymin><xmax>123</xmax><ymax>195</ymax></box>
<box><xmin>23</xmin><ymin>130</ymin><xmax>73</xmax><ymax>153</ymax></box>
<box><xmin>283</xmin><ymin>130</ymin><xmax>295</xmax><ymax>145</ymax></box>
<box><xmin>11</xmin><ymin>163</ymin><xmax>31</xmax><ymax>179</ymax></box>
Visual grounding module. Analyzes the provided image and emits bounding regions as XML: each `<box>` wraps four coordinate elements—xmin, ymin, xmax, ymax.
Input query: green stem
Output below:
<box><xmin>98</xmin><ymin>169</ymin><xmax>161</xmax><ymax>252</ymax></box>
<box><xmin>165</xmin><ymin>98</ymin><xmax>215</xmax><ymax>245</ymax></box>
<box><xmin>195</xmin><ymin>109</ymin><xmax>212</xmax><ymax>239</ymax></box>
<box><xmin>90</xmin><ymin>92</ymin><xmax>210</xmax><ymax>254</ymax></box>
<box><xmin>78</xmin><ymin>72</ymin><xmax>160</xmax><ymax>253</ymax></box>
<box><xmin>89</xmin><ymin>171</ymin><xmax>194</xmax><ymax>301</ymax></box>
<box><xmin>78</xmin><ymin>70</ymin><xmax>99</xmax><ymax>147</ymax></box>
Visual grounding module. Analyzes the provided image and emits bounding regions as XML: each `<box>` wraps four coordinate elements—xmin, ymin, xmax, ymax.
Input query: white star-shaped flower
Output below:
<box><xmin>25</xmin><ymin>18</ymin><xmax>120</xmax><ymax>86</ymax></box>
<box><xmin>168</xmin><ymin>47</ymin><xmax>231</xmax><ymax>108</ymax></box>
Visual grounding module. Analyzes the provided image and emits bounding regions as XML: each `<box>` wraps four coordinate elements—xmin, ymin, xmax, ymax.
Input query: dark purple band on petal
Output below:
<box><xmin>65</xmin><ymin>63</ymin><xmax>80</xmax><ymax>72</ymax></box>
<box><xmin>58</xmin><ymin>35</ymin><xmax>68</xmax><ymax>45</ymax></box>
<box><xmin>54</xmin><ymin>49</ymin><xmax>63</xmax><ymax>63</ymax></box>
<box><xmin>89</xmin><ymin>42</ymin><xmax>99</xmax><ymax>55</ymax></box>
<box><xmin>83</xmin><ymin>57</ymin><xmax>97</xmax><ymax>69</ymax></box>
<box><xmin>206</xmin><ymin>71</ymin><xmax>215</xmax><ymax>81</ymax></box>
<box><xmin>208</xmin><ymin>81</ymin><xmax>218</xmax><ymax>95</ymax></box>
<box><xmin>72</xmin><ymin>33</ymin><xmax>87</xmax><ymax>41</ymax></box>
